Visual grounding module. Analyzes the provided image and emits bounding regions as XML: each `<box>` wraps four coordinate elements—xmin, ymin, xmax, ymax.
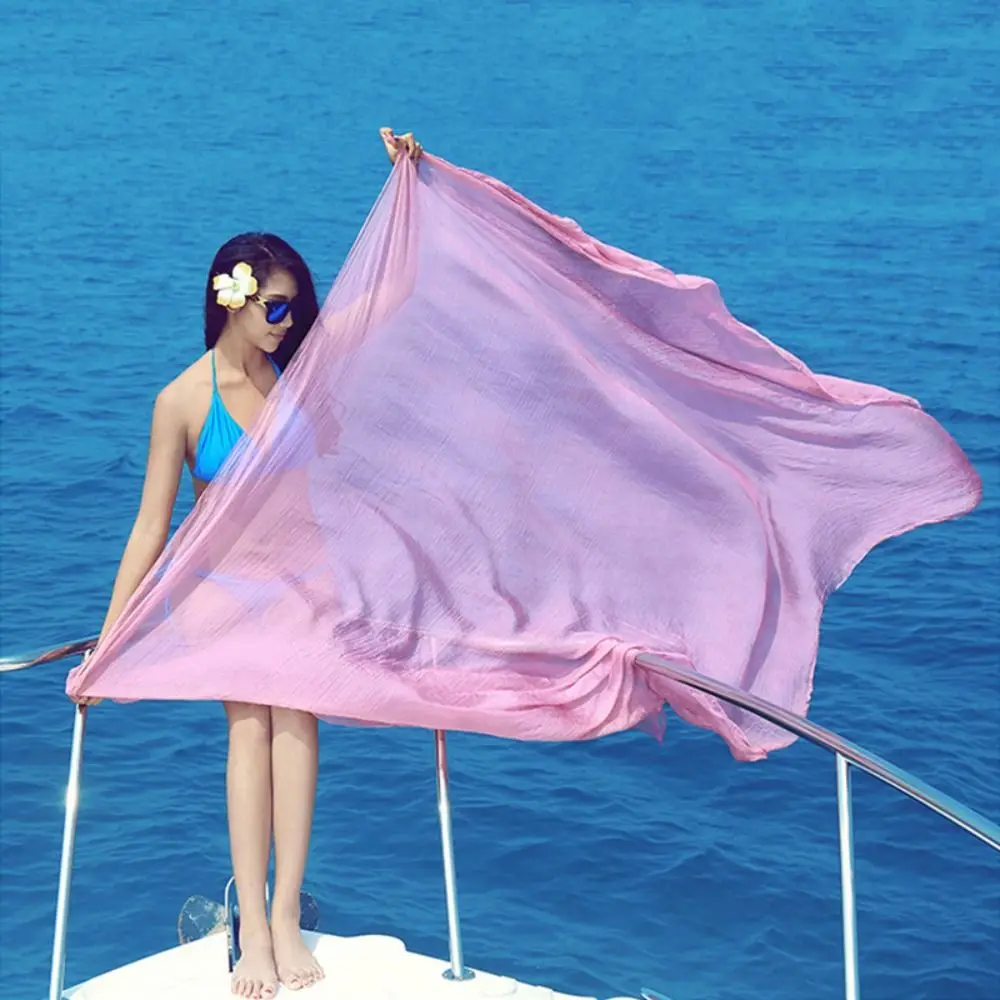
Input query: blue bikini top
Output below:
<box><xmin>192</xmin><ymin>350</ymin><xmax>282</xmax><ymax>482</ymax></box>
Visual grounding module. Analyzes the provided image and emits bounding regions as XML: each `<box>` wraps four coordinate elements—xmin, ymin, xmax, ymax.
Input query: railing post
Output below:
<box><xmin>434</xmin><ymin>730</ymin><xmax>473</xmax><ymax>981</ymax></box>
<box><xmin>836</xmin><ymin>753</ymin><xmax>860</xmax><ymax>1000</ymax></box>
<box><xmin>49</xmin><ymin>704</ymin><xmax>88</xmax><ymax>1000</ymax></box>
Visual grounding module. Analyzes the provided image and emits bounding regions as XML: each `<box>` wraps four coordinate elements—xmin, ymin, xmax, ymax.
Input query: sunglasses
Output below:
<box><xmin>250</xmin><ymin>294</ymin><xmax>294</xmax><ymax>325</ymax></box>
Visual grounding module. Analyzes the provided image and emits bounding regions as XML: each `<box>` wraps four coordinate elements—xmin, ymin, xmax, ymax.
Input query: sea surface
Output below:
<box><xmin>1</xmin><ymin>2</ymin><xmax>997</xmax><ymax>999</ymax></box>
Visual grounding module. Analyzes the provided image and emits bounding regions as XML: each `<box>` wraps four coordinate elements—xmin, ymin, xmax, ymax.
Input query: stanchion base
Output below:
<box><xmin>442</xmin><ymin>966</ymin><xmax>476</xmax><ymax>982</ymax></box>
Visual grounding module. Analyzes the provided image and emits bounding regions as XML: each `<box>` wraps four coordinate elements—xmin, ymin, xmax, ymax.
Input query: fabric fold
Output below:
<box><xmin>67</xmin><ymin>153</ymin><xmax>981</xmax><ymax>760</ymax></box>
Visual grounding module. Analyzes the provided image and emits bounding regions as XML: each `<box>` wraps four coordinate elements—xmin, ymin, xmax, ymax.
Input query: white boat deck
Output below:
<box><xmin>64</xmin><ymin>930</ymin><xmax>634</xmax><ymax>999</ymax></box>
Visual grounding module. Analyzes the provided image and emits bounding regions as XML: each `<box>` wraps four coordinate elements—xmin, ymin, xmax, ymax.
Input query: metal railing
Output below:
<box><xmin>0</xmin><ymin>636</ymin><xmax>98</xmax><ymax>674</ymax></box>
<box><xmin>3</xmin><ymin>637</ymin><xmax>998</xmax><ymax>1000</ymax></box>
<box><xmin>632</xmin><ymin>653</ymin><xmax>1000</xmax><ymax>1000</ymax></box>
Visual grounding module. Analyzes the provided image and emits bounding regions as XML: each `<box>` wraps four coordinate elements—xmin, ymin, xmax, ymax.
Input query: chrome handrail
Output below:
<box><xmin>634</xmin><ymin>652</ymin><xmax>999</xmax><ymax>1000</ymax></box>
<box><xmin>634</xmin><ymin>652</ymin><xmax>1000</xmax><ymax>852</ymax></box>
<box><xmin>10</xmin><ymin>636</ymin><xmax>997</xmax><ymax>851</ymax></box>
<box><xmin>0</xmin><ymin>636</ymin><xmax>98</xmax><ymax>673</ymax></box>
<box><xmin>8</xmin><ymin>636</ymin><xmax>1000</xmax><ymax>1000</ymax></box>
<box><xmin>49</xmin><ymin>705</ymin><xmax>87</xmax><ymax>1000</ymax></box>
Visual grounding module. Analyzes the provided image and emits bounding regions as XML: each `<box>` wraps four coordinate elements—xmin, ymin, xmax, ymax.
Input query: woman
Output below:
<box><xmin>71</xmin><ymin>129</ymin><xmax>423</xmax><ymax>999</ymax></box>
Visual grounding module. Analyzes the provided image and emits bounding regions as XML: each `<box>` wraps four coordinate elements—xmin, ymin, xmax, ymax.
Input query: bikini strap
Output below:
<box><xmin>210</xmin><ymin>349</ymin><xmax>219</xmax><ymax>392</ymax></box>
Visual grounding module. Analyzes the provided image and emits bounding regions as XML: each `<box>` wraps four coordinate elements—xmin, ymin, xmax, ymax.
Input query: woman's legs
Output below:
<box><xmin>225</xmin><ymin>702</ymin><xmax>277</xmax><ymax>999</ymax></box>
<box><xmin>269</xmin><ymin>706</ymin><xmax>324</xmax><ymax>990</ymax></box>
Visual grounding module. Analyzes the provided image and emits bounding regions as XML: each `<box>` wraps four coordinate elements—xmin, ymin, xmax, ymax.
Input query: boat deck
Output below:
<box><xmin>64</xmin><ymin>930</ymin><xmax>630</xmax><ymax>999</ymax></box>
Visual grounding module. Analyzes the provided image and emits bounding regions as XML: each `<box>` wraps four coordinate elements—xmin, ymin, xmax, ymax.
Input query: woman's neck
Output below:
<box><xmin>214</xmin><ymin>330</ymin><xmax>268</xmax><ymax>376</ymax></box>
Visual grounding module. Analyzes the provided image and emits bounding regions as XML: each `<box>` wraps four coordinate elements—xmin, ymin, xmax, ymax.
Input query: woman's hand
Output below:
<box><xmin>380</xmin><ymin>127</ymin><xmax>423</xmax><ymax>165</ymax></box>
<box><xmin>68</xmin><ymin>649</ymin><xmax>102</xmax><ymax>707</ymax></box>
<box><xmin>71</xmin><ymin>694</ymin><xmax>102</xmax><ymax>706</ymax></box>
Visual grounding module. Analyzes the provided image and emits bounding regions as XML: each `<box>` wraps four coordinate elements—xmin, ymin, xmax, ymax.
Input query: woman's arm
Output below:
<box><xmin>95</xmin><ymin>384</ymin><xmax>187</xmax><ymax>646</ymax></box>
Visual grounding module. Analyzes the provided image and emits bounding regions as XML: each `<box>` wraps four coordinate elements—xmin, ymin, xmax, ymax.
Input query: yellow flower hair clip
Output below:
<box><xmin>212</xmin><ymin>261</ymin><xmax>259</xmax><ymax>311</ymax></box>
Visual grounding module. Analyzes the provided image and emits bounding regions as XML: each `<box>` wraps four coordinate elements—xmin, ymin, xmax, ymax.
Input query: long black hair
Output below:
<box><xmin>204</xmin><ymin>232</ymin><xmax>320</xmax><ymax>371</ymax></box>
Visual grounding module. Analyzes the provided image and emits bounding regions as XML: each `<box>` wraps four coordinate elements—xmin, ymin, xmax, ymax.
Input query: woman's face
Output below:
<box><xmin>231</xmin><ymin>267</ymin><xmax>299</xmax><ymax>353</ymax></box>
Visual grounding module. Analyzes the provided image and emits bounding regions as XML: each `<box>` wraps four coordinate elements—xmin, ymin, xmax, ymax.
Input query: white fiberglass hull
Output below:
<box><xmin>59</xmin><ymin>930</ymin><xmax>637</xmax><ymax>999</ymax></box>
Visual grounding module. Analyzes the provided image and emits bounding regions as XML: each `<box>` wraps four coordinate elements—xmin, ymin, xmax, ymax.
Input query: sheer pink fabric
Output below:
<box><xmin>66</xmin><ymin>154</ymin><xmax>981</xmax><ymax>760</ymax></box>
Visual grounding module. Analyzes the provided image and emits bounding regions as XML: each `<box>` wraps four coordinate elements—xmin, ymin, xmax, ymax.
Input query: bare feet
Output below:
<box><xmin>271</xmin><ymin>908</ymin><xmax>324</xmax><ymax>991</ymax></box>
<box><xmin>232</xmin><ymin>929</ymin><xmax>277</xmax><ymax>998</ymax></box>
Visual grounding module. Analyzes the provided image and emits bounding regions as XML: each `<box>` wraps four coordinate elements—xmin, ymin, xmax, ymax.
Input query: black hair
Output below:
<box><xmin>204</xmin><ymin>232</ymin><xmax>320</xmax><ymax>370</ymax></box>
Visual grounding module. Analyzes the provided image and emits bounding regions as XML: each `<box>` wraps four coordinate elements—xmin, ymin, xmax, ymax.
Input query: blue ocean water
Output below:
<box><xmin>1</xmin><ymin>2</ymin><xmax>997</xmax><ymax>998</ymax></box>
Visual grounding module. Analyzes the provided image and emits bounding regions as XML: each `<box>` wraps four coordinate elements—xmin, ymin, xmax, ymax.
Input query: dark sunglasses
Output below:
<box><xmin>250</xmin><ymin>294</ymin><xmax>294</xmax><ymax>325</ymax></box>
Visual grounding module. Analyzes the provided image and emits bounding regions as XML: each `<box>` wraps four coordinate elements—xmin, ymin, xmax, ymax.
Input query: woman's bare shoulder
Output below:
<box><xmin>156</xmin><ymin>353</ymin><xmax>213</xmax><ymax>413</ymax></box>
